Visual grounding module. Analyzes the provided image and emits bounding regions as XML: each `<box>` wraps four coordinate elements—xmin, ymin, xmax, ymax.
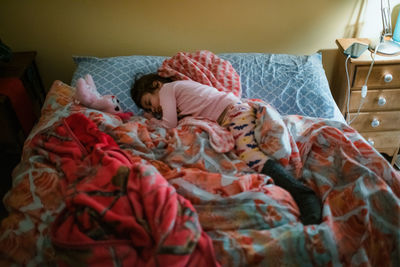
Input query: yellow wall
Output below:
<box><xmin>1</xmin><ymin>0</ymin><xmax>370</xmax><ymax>89</ymax></box>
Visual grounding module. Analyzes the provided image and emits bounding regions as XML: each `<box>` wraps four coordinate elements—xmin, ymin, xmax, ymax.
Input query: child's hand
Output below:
<box><xmin>147</xmin><ymin>118</ymin><xmax>160</xmax><ymax>128</ymax></box>
<box><xmin>143</xmin><ymin>111</ymin><xmax>154</xmax><ymax>120</ymax></box>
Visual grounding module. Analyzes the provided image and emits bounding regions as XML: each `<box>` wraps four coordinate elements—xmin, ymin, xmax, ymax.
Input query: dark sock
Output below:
<box><xmin>261</xmin><ymin>159</ymin><xmax>322</xmax><ymax>225</ymax></box>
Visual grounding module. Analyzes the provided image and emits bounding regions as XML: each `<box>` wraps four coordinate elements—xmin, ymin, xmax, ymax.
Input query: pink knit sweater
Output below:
<box><xmin>153</xmin><ymin>80</ymin><xmax>239</xmax><ymax>128</ymax></box>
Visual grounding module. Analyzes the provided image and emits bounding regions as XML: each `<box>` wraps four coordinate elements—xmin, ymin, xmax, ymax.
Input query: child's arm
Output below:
<box><xmin>157</xmin><ymin>87</ymin><xmax>178</xmax><ymax>128</ymax></box>
<box><xmin>145</xmin><ymin>95</ymin><xmax>178</xmax><ymax>129</ymax></box>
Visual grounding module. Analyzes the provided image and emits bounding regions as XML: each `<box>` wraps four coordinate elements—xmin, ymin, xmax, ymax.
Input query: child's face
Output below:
<box><xmin>141</xmin><ymin>89</ymin><xmax>162</xmax><ymax>115</ymax></box>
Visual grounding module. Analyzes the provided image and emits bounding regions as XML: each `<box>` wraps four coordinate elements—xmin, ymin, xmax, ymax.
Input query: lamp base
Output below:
<box><xmin>376</xmin><ymin>38</ymin><xmax>400</xmax><ymax>55</ymax></box>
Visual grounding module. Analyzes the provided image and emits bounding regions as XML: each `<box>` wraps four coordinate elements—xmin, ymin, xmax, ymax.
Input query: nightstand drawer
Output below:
<box><xmin>361</xmin><ymin>131</ymin><xmax>400</xmax><ymax>153</ymax></box>
<box><xmin>349</xmin><ymin>89</ymin><xmax>400</xmax><ymax>112</ymax></box>
<box><xmin>349</xmin><ymin>111</ymin><xmax>400</xmax><ymax>131</ymax></box>
<box><xmin>353</xmin><ymin>64</ymin><xmax>400</xmax><ymax>88</ymax></box>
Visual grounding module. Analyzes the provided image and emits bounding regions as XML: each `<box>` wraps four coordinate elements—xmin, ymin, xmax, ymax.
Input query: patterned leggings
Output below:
<box><xmin>220</xmin><ymin>102</ymin><xmax>269</xmax><ymax>172</ymax></box>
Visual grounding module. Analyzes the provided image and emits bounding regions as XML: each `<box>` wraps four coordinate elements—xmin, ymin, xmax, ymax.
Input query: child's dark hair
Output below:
<box><xmin>131</xmin><ymin>73</ymin><xmax>173</xmax><ymax>109</ymax></box>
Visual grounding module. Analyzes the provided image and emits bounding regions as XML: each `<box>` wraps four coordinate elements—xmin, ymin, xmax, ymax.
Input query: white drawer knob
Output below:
<box><xmin>367</xmin><ymin>138</ymin><xmax>375</xmax><ymax>146</ymax></box>
<box><xmin>378</xmin><ymin>96</ymin><xmax>387</xmax><ymax>106</ymax></box>
<box><xmin>384</xmin><ymin>73</ymin><xmax>393</xmax><ymax>83</ymax></box>
<box><xmin>371</xmin><ymin>118</ymin><xmax>380</xmax><ymax>128</ymax></box>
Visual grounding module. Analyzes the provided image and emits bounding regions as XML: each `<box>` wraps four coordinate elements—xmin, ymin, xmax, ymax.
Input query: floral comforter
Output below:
<box><xmin>1</xmin><ymin>80</ymin><xmax>400</xmax><ymax>266</ymax></box>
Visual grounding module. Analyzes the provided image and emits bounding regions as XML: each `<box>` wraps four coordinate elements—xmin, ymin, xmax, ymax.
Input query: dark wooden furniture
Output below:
<box><xmin>0</xmin><ymin>94</ymin><xmax>23</xmax><ymax>216</ymax></box>
<box><xmin>0</xmin><ymin>51</ymin><xmax>46</xmax><ymax>118</ymax></box>
<box><xmin>332</xmin><ymin>38</ymin><xmax>400</xmax><ymax>165</ymax></box>
<box><xmin>0</xmin><ymin>51</ymin><xmax>45</xmax><ymax>216</ymax></box>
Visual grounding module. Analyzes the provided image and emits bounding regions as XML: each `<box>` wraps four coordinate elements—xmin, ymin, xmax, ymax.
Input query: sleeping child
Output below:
<box><xmin>131</xmin><ymin>73</ymin><xmax>322</xmax><ymax>225</ymax></box>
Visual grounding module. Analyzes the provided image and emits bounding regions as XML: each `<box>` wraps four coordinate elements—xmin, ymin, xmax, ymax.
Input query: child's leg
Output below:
<box><xmin>222</xmin><ymin>103</ymin><xmax>321</xmax><ymax>225</ymax></box>
<box><xmin>261</xmin><ymin>160</ymin><xmax>322</xmax><ymax>225</ymax></box>
<box><xmin>221</xmin><ymin>103</ymin><xmax>269</xmax><ymax>172</ymax></box>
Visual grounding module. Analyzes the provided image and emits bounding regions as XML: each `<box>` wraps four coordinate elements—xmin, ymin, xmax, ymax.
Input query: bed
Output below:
<box><xmin>1</xmin><ymin>51</ymin><xmax>399</xmax><ymax>266</ymax></box>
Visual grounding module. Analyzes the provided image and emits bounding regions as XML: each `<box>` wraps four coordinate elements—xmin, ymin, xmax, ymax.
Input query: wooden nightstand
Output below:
<box><xmin>0</xmin><ymin>51</ymin><xmax>46</xmax><ymax>119</ymax></box>
<box><xmin>332</xmin><ymin>38</ymin><xmax>400</xmax><ymax>165</ymax></box>
<box><xmin>0</xmin><ymin>51</ymin><xmax>45</xmax><ymax>186</ymax></box>
<box><xmin>0</xmin><ymin>94</ymin><xmax>23</xmax><ymax>214</ymax></box>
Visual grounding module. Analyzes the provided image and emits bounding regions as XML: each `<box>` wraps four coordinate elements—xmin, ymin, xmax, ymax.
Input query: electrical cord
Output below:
<box><xmin>344</xmin><ymin>54</ymin><xmax>352</xmax><ymax>123</ymax></box>
<box><xmin>345</xmin><ymin>41</ymin><xmax>381</xmax><ymax>124</ymax></box>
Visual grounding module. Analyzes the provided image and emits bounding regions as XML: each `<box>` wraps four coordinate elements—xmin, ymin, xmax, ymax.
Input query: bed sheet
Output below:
<box><xmin>0</xmin><ymin>80</ymin><xmax>399</xmax><ymax>266</ymax></box>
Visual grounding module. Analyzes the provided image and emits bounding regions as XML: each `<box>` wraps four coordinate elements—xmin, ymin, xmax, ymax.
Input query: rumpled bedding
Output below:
<box><xmin>1</xmin><ymin>50</ymin><xmax>400</xmax><ymax>266</ymax></box>
<box><xmin>1</xmin><ymin>80</ymin><xmax>399</xmax><ymax>266</ymax></box>
<box><xmin>42</xmin><ymin>112</ymin><xmax>218</xmax><ymax>267</ymax></box>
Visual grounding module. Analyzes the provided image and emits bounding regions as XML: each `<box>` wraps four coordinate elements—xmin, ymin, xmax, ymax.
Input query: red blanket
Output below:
<box><xmin>35</xmin><ymin>113</ymin><xmax>219</xmax><ymax>267</ymax></box>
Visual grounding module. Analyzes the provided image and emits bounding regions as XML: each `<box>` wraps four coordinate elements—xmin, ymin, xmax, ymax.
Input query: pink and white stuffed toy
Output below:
<box><xmin>75</xmin><ymin>74</ymin><xmax>122</xmax><ymax>113</ymax></box>
<box><xmin>74</xmin><ymin>74</ymin><xmax>133</xmax><ymax>120</ymax></box>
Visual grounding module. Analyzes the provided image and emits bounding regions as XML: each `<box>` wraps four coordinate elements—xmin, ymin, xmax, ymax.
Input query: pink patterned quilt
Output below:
<box><xmin>1</xmin><ymin>72</ymin><xmax>400</xmax><ymax>265</ymax></box>
<box><xmin>158</xmin><ymin>50</ymin><xmax>242</xmax><ymax>97</ymax></box>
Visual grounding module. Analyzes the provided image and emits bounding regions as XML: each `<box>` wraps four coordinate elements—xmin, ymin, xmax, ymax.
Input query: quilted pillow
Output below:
<box><xmin>71</xmin><ymin>55</ymin><xmax>166</xmax><ymax>114</ymax></box>
<box><xmin>71</xmin><ymin>52</ymin><xmax>340</xmax><ymax>120</ymax></box>
<box><xmin>219</xmin><ymin>53</ymin><xmax>335</xmax><ymax>119</ymax></box>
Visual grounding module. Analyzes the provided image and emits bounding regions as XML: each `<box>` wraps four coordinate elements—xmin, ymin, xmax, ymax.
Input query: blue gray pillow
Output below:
<box><xmin>71</xmin><ymin>52</ymin><xmax>337</xmax><ymax>119</ymax></box>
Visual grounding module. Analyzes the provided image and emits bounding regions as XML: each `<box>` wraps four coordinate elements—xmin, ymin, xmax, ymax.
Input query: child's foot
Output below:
<box><xmin>261</xmin><ymin>160</ymin><xmax>322</xmax><ymax>225</ymax></box>
<box><xmin>292</xmin><ymin>189</ymin><xmax>322</xmax><ymax>225</ymax></box>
